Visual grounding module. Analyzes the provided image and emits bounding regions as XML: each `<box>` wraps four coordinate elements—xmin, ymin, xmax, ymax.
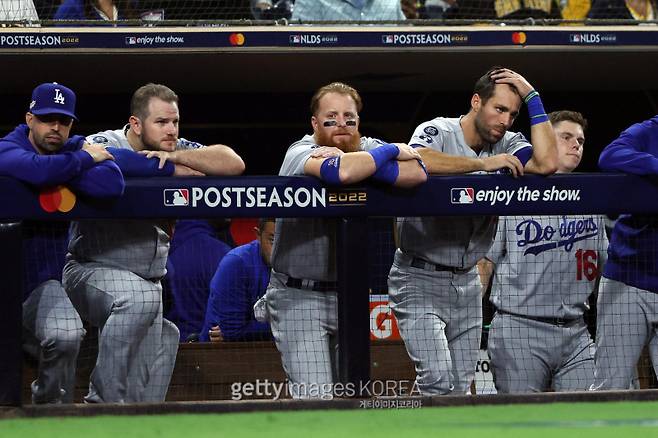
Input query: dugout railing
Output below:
<box><xmin>1</xmin><ymin>173</ymin><xmax>657</xmax><ymax>406</ymax></box>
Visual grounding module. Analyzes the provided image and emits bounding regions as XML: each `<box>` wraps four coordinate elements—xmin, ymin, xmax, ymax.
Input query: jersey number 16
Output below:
<box><xmin>575</xmin><ymin>249</ymin><xmax>598</xmax><ymax>281</ymax></box>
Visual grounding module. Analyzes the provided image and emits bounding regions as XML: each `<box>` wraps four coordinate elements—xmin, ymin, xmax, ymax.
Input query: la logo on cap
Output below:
<box><xmin>54</xmin><ymin>88</ymin><xmax>65</xmax><ymax>105</ymax></box>
<box><xmin>29</xmin><ymin>82</ymin><xmax>78</xmax><ymax>121</ymax></box>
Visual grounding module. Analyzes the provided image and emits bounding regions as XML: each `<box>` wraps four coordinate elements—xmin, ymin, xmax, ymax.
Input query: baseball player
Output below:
<box><xmin>389</xmin><ymin>67</ymin><xmax>558</xmax><ymax>395</ymax></box>
<box><xmin>62</xmin><ymin>83</ymin><xmax>245</xmax><ymax>403</ymax></box>
<box><xmin>201</xmin><ymin>218</ymin><xmax>275</xmax><ymax>342</ymax></box>
<box><xmin>164</xmin><ymin>219</ymin><xmax>232</xmax><ymax>342</ymax></box>
<box><xmin>483</xmin><ymin>111</ymin><xmax>608</xmax><ymax>393</ymax></box>
<box><xmin>591</xmin><ymin>115</ymin><xmax>658</xmax><ymax>390</ymax></box>
<box><xmin>266</xmin><ymin>82</ymin><xmax>427</xmax><ymax>399</ymax></box>
<box><xmin>0</xmin><ymin>82</ymin><xmax>124</xmax><ymax>403</ymax></box>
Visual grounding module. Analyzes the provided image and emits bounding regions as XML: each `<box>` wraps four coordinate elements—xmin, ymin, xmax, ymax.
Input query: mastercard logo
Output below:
<box><xmin>229</xmin><ymin>33</ymin><xmax>245</xmax><ymax>46</ymax></box>
<box><xmin>512</xmin><ymin>32</ymin><xmax>527</xmax><ymax>45</ymax></box>
<box><xmin>39</xmin><ymin>185</ymin><xmax>76</xmax><ymax>213</ymax></box>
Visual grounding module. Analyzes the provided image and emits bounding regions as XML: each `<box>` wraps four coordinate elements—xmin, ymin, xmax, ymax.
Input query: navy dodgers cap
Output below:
<box><xmin>29</xmin><ymin>82</ymin><xmax>78</xmax><ymax>121</ymax></box>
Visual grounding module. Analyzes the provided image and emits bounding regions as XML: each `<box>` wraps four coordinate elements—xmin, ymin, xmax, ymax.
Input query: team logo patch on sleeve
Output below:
<box><xmin>92</xmin><ymin>136</ymin><xmax>108</xmax><ymax>144</ymax></box>
<box><xmin>423</xmin><ymin>126</ymin><xmax>439</xmax><ymax>136</ymax></box>
<box><xmin>177</xmin><ymin>139</ymin><xmax>203</xmax><ymax>149</ymax></box>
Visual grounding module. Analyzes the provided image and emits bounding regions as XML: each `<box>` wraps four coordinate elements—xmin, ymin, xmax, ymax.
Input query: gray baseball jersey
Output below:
<box><xmin>271</xmin><ymin>134</ymin><xmax>384</xmax><ymax>281</ymax></box>
<box><xmin>67</xmin><ymin>126</ymin><xmax>205</xmax><ymax>280</ymax></box>
<box><xmin>398</xmin><ymin>117</ymin><xmax>532</xmax><ymax>268</ymax></box>
<box><xmin>486</xmin><ymin>215</ymin><xmax>608</xmax><ymax>393</ymax></box>
<box><xmin>488</xmin><ymin>215</ymin><xmax>609</xmax><ymax>319</ymax></box>
<box><xmin>63</xmin><ymin>126</ymin><xmax>200</xmax><ymax>402</ymax></box>
<box><xmin>88</xmin><ymin>126</ymin><xmax>203</xmax><ymax>152</ymax></box>
<box><xmin>268</xmin><ymin>134</ymin><xmax>389</xmax><ymax>399</ymax></box>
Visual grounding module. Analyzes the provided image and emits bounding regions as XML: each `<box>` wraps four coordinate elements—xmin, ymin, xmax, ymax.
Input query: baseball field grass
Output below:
<box><xmin>2</xmin><ymin>401</ymin><xmax>658</xmax><ymax>437</ymax></box>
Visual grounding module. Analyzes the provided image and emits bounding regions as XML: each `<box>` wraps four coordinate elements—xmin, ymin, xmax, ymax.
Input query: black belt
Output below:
<box><xmin>410</xmin><ymin>257</ymin><xmax>471</xmax><ymax>274</ymax></box>
<box><xmin>496</xmin><ymin>309</ymin><xmax>581</xmax><ymax>327</ymax></box>
<box><xmin>285</xmin><ymin>277</ymin><xmax>337</xmax><ymax>292</ymax></box>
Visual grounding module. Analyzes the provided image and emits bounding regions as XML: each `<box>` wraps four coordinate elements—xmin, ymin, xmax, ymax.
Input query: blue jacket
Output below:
<box><xmin>0</xmin><ymin>124</ymin><xmax>125</xmax><ymax>299</ymax></box>
<box><xmin>599</xmin><ymin>116</ymin><xmax>658</xmax><ymax>293</ymax></box>
<box><xmin>164</xmin><ymin>220</ymin><xmax>232</xmax><ymax>341</ymax></box>
<box><xmin>0</xmin><ymin>124</ymin><xmax>124</xmax><ymax>196</ymax></box>
<box><xmin>201</xmin><ymin>240</ymin><xmax>272</xmax><ymax>342</ymax></box>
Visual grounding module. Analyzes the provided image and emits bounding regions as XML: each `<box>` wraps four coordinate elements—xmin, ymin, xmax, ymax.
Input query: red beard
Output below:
<box><xmin>314</xmin><ymin>129</ymin><xmax>361</xmax><ymax>152</ymax></box>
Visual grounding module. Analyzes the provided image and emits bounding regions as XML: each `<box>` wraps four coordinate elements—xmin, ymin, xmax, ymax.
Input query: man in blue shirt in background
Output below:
<box><xmin>201</xmin><ymin>218</ymin><xmax>275</xmax><ymax>342</ymax></box>
<box><xmin>165</xmin><ymin>219</ymin><xmax>232</xmax><ymax>342</ymax></box>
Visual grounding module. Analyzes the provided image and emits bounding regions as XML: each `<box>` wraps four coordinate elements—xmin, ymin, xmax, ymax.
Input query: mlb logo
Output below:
<box><xmin>382</xmin><ymin>35</ymin><xmax>394</xmax><ymax>44</ymax></box>
<box><xmin>451</xmin><ymin>188</ymin><xmax>474</xmax><ymax>204</ymax></box>
<box><xmin>126</xmin><ymin>37</ymin><xmax>137</xmax><ymax>45</ymax></box>
<box><xmin>570</xmin><ymin>34</ymin><xmax>581</xmax><ymax>43</ymax></box>
<box><xmin>163</xmin><ymin>189</ymin><xmax>189</xmax><ymax>206</ymax></box>
<box><xmin>289</xmin><ymin>35</ymin><xmax>301</xmax><ymax>44</ymax></box>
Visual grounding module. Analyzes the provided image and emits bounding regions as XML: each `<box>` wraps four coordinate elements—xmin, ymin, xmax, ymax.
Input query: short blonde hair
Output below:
<box><xmin>310</xmin><ymin>82</ymin><xmax>363</xmax><ymax>115</ymax></box>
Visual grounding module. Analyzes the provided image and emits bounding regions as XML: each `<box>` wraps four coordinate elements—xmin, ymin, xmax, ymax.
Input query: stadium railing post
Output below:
<box><xmin>0</xmin><ymin>222</ymin><xmax>23</xmax><ymax>406</ymax></box>
<box><xmin>336</xmin><ymin>217</ymin><xmax>371</xmax><ymax>397</ymax></box>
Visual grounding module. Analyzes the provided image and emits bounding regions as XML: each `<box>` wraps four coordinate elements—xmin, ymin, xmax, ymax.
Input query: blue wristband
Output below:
<box><xmin>368</xmin><ymin>143</ymin><xmax>399</xmax><ymax>170</ymax></box>
<box><xmin>319</xmin><ymin>156</ymin><xmax>342</xmax><ymax>185</ymax></box>
<box><xmin>371</xmin><ymin>159</ymin><xmax>399</xmax><ymax>185</ymax></box>
<box><xmin>524</xmin><ymin>90</ymin><xmax>549</xmax><ymax>126</ymax></box>
<box><xmin>514</xmin><ymin>146</ymin><xmax>533</xmax><ymax>167</ymax></box>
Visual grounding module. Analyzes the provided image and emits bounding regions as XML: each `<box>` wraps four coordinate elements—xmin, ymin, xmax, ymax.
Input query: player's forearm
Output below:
<box><xmin>172</xmin><ymin>145</ymin><xmax>246</xmax><ymax>176</ymax></box>
<box><xmin>418</xmin><ymin>148</ymin><xmax>484</xmax><ymax>174</ymax></box>
<box><xmin>306</xmin><ymin>152</ymin><xmax>377</xmax><ymax>185</ymax></box>
<box><xmin>524</xmin><ymin>123</ymin><xmax>558</xmax><ymax>175</ymax></box>
<box><xmin>0</xmin><ymin>149</ymin><xmax>95</xmax><ymax>187</ymax></box>
<box><xmin>68</xmin><ymin>161</ymin><xmax>125</xmax><ymax>198</ymax></box>
<box><xmin>337</xmin><ymin>152</ymin><xmax>377</xmax><ymax>184</ymax></box>
<box><xmin>107</xmin><ymin>147</ymin><xmax>175</xmax><ymax>177</ymax></box>
<box><xmin>393</xmin><ymin>159</ymin><xmax>428</xmax><ymax>188</ymax></box>
<box><xmin>599</xmin><ymin>137</ymin><xmax>658</xmax><ymax>175</ymax></box>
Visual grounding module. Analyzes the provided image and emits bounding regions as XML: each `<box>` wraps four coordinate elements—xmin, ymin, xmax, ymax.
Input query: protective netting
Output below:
<box><xmin>11</xmin><ymin>192</ymin><xmax>658</xmax><ymax>404</ymax></box>
<box><xmin>1</xmin><ymin>0</ymin><xmax>656</xmax><ymax>25</ymax></box>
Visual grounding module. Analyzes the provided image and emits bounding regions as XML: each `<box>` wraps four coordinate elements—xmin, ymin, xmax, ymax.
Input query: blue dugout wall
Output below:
<box><xmin>1</xmin><ymin>173</ymin><xmax>657</xmax><ymax>405</ymax></box>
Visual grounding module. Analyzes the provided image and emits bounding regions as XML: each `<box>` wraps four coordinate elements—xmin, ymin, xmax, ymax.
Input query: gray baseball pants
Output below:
<box><xmin>63</xmin><ymin>260</ymin><xmax>179</xmax><ymax>403</ymax></box>
<box><xmin>23</xmin><ymin>279</ymin><xmax>85</xmax><ymax>403</ymax></box>
<box><xmin>266</xmin><ymin>272</ymin><xmax>338</xmax><ymax>399</ymax></box>
<box><xmin>591</xmin><ymin>276</ymin><xmax>658</xmax><ymax>390</ymax></box>
<box><xmin>488</xmin><ymin>312</ymin><xmax>595</xmax><ymax>393</ymax></box>
<box><xmin>388</xmin><ymin>251</ymin><xmax>482</xmax><ymax>395</ymax></box>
